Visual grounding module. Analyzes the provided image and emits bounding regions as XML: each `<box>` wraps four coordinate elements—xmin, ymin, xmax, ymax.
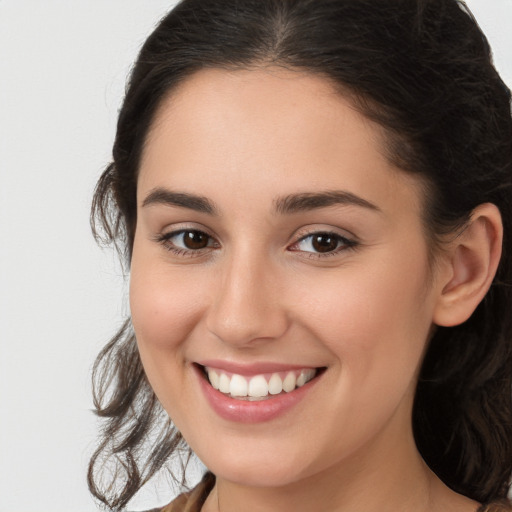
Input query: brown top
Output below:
<box><xmin>160</xmin><ymin>472</ymin><xmax>215</xmax><ymax>512</ymax></box>
<box><xmin>157</xmin><ymin>473</ymin><xmax>511</xmax><ymax>512</ymax></box>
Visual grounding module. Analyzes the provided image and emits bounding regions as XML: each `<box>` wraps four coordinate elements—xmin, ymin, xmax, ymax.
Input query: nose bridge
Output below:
<box><xmin>206</xmin><ymin>244</ymin><xmax>288</xmax><ymax>346</ymax></box>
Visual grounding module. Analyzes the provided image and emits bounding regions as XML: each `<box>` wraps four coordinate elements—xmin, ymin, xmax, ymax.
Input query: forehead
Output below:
<box><xmin>138</xmin><ymin>67</ymin><xmax>423</xmax><ymax>216</ymax></box>
<box><xmin>143</xmin><ymin>67</ymin><xmax>380</xmax><ymax>167</ymax></box>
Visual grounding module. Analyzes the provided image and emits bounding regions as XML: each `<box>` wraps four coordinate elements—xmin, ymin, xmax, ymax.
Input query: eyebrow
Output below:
<box><xmin>141</xmin><ymin>187</ymin><xmax>380</xmax><ymax>216</ymax></box>
<box><xmin>273</xmin><ymin>190</ymin><xmax>381</xmax><ymax>215</ymax></box>
<box><xmin>142</xmin><ymin>188</ymin><xmax>218</xmax><ymax>215</ymax></box>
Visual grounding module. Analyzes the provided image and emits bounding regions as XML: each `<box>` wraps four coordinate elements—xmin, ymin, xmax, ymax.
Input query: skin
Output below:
<box><xmin>130</xmin><ymin>68</ymin><xmax>498</xmax><ymax>511</ymax></box>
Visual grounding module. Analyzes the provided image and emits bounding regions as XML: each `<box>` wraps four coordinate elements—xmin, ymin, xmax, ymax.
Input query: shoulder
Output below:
<box><xmin>159</xmin><ymin>472</ymin><xmax>215</xmax><ymax>512</ymax></box>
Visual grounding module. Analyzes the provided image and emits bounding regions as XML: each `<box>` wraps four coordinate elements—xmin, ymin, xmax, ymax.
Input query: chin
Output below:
<box><xmin>195</xmin><ymin>441</ymin><xmax>318</xmax><ymax>489</ymax></box>
<box><xmin>213</xmin><ymin>462</ymin><xmax>306</xmax><ymax>488</ymax></box>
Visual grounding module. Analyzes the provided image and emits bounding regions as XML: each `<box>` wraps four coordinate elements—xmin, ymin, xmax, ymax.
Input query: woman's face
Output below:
<box><xmin>130</xmin><ymin>68</ymin><xmax>444</xmax><ymax>487</ymax></box>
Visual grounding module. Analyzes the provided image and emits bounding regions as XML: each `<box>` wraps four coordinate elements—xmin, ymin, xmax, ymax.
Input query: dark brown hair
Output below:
<box><xmin>89</xmin><ymin>0</ymin><xmax>512</xmax><ymax>510</ymax></box>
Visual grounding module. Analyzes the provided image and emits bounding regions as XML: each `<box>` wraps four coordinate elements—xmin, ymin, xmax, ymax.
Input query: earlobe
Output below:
<box><xmin>433</xmin><ymin>203</ymin><xmax>503</xmax><ymax>327</ymax></box>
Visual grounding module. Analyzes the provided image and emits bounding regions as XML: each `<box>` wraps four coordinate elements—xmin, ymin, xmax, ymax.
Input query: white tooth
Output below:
<box><xmin>268</xmin><ymin>373</ymin><xmax>283</xmax><ymax>395</ymax></box>
<box><xmin>219</xmin><ymin>373</ymin><xmax>231</xmax><ymax>393</ymax></box>
<box><xmin>296</xmin><ymin>369</ymin><xmax>317</xmax><ymax>387</ymax></box>
<box><xmin>305</xmin><ymin>369</ymin><xmax>317</xmax><ymax>382</ymax></box>
<box><xmin>248</xmin><ymin>375</ymin><xmax>269</xmax><ymax>397</ymax></box>
<box><xmin>230</xmin><ymin>374</ymin><xmax>248</xmax><ymax>397</ymax></box>
<box><xmin>207</xmin><ymin>368</ymin><xmax>220</xmax><ymax>390</ymax></box>
<box><xmin>296</xmin><ymin>371</ymin><xmax>307</xmax><ymax>387</ymax></box>
<box><xmin>282</xmin><ymin>372</ymin><xmax>296</xmax><ymax>392</ymax></box>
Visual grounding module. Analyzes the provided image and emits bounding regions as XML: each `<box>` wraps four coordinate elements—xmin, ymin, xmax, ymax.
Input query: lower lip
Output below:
<box><xmin>195</xmin><ymin>366</ymin><xmax>321</xmax><ymax>424</ymax></box>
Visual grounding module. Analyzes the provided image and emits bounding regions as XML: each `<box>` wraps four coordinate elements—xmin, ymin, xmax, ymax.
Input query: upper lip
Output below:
<box><xmin>196</xmin><ymin>359</ymin><xmax>320</xmax><ymax>376</ymax></box>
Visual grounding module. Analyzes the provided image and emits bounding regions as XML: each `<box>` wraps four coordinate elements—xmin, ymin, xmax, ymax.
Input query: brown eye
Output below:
<box><xmin>311</xmin><ymin>234</ymin><xmax>339</xmax><ymax>253</ymax></box>
<box><xmin>182</xmin><ymin>230</ymin><xmax>210</xmax><ymax>250</ymax></box>
<box><xmin>158</xmin><ymin>229</ymin><xmax>216</xmax><ymax>254</ymax></box>
<box><xmin>290</xmin><ymin>231</ymin><xmax>356</xmax><ymax>256</ymax></box>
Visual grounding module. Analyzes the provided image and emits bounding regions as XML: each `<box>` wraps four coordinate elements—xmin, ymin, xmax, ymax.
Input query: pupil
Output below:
<box><xmin>184</xmin><ymin>231</ymin><xmax>208</xmax><ymax>249</ymax></box>
<box><xmin>312</xmin><ymin>234</ymin><xmax>338</xmax><ymax>253</ymax></box>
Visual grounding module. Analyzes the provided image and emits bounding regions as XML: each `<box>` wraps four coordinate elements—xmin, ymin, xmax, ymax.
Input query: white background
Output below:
<box><xmin>0</xmin><ymin>1</ymin><xmax>511</xmax><ymax>511</ymax></box>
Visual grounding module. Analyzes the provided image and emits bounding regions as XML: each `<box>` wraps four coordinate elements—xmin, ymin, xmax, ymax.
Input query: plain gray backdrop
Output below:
<box><xmin>0</xmin><ymin>1</ymin><xmax>511</xmax><ymax>511</ymax></box>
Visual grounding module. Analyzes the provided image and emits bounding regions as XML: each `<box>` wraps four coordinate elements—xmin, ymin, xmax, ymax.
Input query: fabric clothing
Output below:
<box><xmin>155</xmin><ymin>473</ymin><xmax>511</xmax><ymax>511</ymax></box>
<box><xmin>160</xmin><ymin>472</ymin><xmax>215</xmax><ymax>512</ymax></box>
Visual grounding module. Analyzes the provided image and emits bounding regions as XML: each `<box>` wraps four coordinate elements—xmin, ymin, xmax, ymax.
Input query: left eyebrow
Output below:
<box><xmin>141</xmin><ymin>188</ymin><xmax>218</xmax><ymax>215</ymax></box>
<box><xmin>273</xmin><ymin>190</ymin><xmax>381</xmax><ymax>215</ymax></box>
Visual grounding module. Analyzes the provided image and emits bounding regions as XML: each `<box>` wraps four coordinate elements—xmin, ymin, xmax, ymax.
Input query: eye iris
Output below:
<box><xmin>312</xmin><ymin>234</ymin><xmax>338</xmax><ymax>253</ymax></box>
<box><xmin>184</xmin><ymin>231</ymin><xmax>209</xmax><ymax>250</ymax></box>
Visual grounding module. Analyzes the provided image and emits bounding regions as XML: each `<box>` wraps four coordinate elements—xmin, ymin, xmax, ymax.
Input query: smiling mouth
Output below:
<box><xmin>199</xmin><ymin>365</ymin><xmax>324</xmax><ymax>401</ymax></box>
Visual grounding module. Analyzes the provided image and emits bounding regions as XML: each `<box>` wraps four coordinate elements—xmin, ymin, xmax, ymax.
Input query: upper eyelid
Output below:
<box><xmin>291</xmin><ymin>225</ymin><xmax>357</xmax><ymax>243</ymax></box>
<box><xmin>154</xmin><ymin>224</ymin><xmax>219</xmax><ymax>248</ymax></box>
<box><xmin>296</xmin><ymin>230</ymin><xmax>352</xmax><ymax>241</ymax></box>
<box><xmin>289</xmin><ymin>231</ymin><xmax>355</xmax><ymax>250</ymax></box>
<box><xmin>159</xmin><ymin>228</ymin><xmax>219</xmax><ymax>245</ymax></box>
<box><xmin>159</xmin><ymin>223</ymin><xmax>217</xmax><ymax>238</ymax></box>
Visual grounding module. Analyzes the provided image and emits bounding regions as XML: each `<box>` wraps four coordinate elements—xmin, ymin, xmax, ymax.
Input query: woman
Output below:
<box><xmin>88</xmin><ymin>1</ymin><xmax>512</xmax><ymax>511</ymax></box>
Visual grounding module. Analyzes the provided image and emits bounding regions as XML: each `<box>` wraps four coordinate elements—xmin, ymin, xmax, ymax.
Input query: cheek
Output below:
<box><xmin>129</xmin><ymin>247</ymin><xmax>209</xmax><ymax>358</ymax></box>
<box><xmin>288</xmin><ymin>255</ymin><xmax>434</xmax><ymax>452</ymax></box>
<box><xmin>296</xmin><ymin>251</ymin><xmax>433</xmax><ymax>382</ymax></box>
<box><xmin>128</xmin><ymin>249</ymin><xmax>215</xmax><ymax>418</ymax></box>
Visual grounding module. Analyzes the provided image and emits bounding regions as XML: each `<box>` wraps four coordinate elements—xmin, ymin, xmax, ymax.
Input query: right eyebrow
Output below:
<box><xmin>273</xmin><ymin>190</ymin><xmax>381</xmax><ymax>215</ymax></box>
<box><xmin>141</xmin><ymin>188</ymin><xmax>218</xmax><ymax>215</ymax></box>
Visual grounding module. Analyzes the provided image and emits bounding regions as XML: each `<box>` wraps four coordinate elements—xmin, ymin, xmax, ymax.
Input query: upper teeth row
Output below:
<box><xmin>205</xmin><ymin>367</ymin><xmax>317</xmax><ymax>398</ymax></box>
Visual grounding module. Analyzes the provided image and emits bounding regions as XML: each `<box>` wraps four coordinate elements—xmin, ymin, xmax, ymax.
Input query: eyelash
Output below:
<box><xmin>155</xmin><ymin>229</ymin><xmax>358</xmax><ymax>259</ymax></box>
<box><xmin>288</xmin><ymin>231</ymin><xmax>358</xmax><ymax>258</ymax></box>
<box><xmin>156</xmin><ymin>229</ymin><xmax>219</xmax><ymax>258</ymax></box>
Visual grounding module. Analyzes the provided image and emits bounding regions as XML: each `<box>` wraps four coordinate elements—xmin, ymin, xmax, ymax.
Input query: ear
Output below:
<box><xmin>433</xmin><ymin>203</ymin><xmax>503</xmax><ymax>327</ymax></box>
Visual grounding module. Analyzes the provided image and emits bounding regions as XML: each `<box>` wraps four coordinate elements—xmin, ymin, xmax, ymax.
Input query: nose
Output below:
<box><xmin>205</xmin><ymin>251</ymin><xmax>289</xmax><ymax>347</ymax></box>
